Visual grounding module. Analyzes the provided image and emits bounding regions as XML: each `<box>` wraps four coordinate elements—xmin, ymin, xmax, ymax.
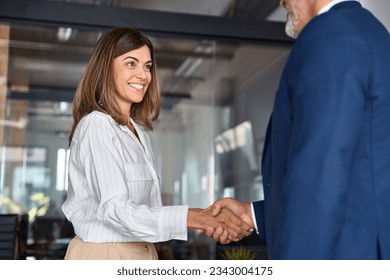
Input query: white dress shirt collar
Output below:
<box><xmin>318</xmin><ymin>0</ymin><xmax>360</xmax><ymax>15</ymax></box>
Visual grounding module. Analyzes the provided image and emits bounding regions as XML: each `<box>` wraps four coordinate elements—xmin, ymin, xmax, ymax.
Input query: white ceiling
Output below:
<box><xmin>267</xmin><ymin>0</ymin><xmax>390</xmax><ymax>32</ymax></box>
<box><xmin>119</xmin><ymin>0</ymin><xmax>233</xmax><ymax>16</ymax></box>
<box><xmin>360</xmin><ymin>0</ymin><xmax>390</xmax><ymax>31</ymax></box>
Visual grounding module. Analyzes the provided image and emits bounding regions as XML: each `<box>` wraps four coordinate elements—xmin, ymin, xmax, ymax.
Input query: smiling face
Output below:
<box><xmin>112</xmin><ymin>44</ymin><xmax>152</xmax><ymax>115</ymax></box>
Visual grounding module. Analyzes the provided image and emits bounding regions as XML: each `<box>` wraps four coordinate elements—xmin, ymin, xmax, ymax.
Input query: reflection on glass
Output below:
<box><xmin>215</xmin><ymin>121</ymin><xmax>259</xmax><ymax>189</ymax></box>
<box><xmin>0</xmin><ymin>21</ymin><xmax>288</xmax><ymax>259</ymax></box>
<box><xmin>0</xmin><ymin>147</ymin><xmax>49</xmax><ymax>216</ymax></box>
<box><xmin>56</xmin><ymin>148</ymin><xmax>69</xmax><ymax>191</ymax></box>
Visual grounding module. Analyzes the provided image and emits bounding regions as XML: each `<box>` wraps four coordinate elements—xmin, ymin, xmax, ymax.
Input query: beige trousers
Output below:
<box><xmin>64</xmin><ymin>236</ymin><xmax>158</xmax><ymax>260</ymax></box>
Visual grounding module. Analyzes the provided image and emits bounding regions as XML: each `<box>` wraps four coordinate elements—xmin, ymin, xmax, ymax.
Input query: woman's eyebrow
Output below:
<box><xmin>122</xmin><ymin>56</ymin><xmax>152</xmax><ymax>64</ymax></box>
<box><xmin>122</xmin><ymin>56</ymin><xmax>138</xmax><ymax>62</ymax></box>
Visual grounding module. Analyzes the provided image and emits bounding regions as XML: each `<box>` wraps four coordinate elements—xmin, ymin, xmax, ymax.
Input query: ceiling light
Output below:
<box><xmin>59</xmin><ymin>102</ymin><xmax>68</xmax><ymax>112</ymax></box>
<box><xmin>57</xmin><ymin>27</ymin><xmax>72</xmax><ymax>42</ymax></box>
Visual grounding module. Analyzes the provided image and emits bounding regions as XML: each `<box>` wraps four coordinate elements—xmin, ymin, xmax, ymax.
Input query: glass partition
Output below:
<box><xmin>0</xmin><ymin>22</ymin><xmax>289</xmax><ymax>259</ymax></box>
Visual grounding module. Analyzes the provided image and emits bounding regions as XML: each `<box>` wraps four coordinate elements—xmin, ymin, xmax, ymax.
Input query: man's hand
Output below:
<box><xmin>206</xmin><ymin>197</ymin><xmax>254</xmax><ymax>243</ymax></box>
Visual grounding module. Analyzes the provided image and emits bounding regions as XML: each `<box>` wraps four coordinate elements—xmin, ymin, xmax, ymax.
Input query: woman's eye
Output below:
<box><xmin>145</xmin><ymin>64</ymin><xmax>152</xmax><ymax>71</ymax></box>
<box><xmin>127</xmin><ymin>61</ymin><xmax>136</xmax><ymax>67</ymax></box>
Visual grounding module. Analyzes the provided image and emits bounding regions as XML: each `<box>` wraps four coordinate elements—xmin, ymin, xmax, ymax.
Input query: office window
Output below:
<box><xmin>56</xmin><ymin>148</ymin><xmax>69</xmax><ymax>191</ymax></box>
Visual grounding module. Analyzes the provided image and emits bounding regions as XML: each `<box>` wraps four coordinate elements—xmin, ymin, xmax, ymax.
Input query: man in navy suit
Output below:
<box><xmin>210</xmin><ymin>0</ymin><xmax>390</xmax><ymax>259</ymax></box>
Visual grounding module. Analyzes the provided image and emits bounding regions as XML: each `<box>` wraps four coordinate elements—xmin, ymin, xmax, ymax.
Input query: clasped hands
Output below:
<box><xmin>187</xmin><ymin>198</ymin><xmax>253</xmax><ymax>244</ymax></box>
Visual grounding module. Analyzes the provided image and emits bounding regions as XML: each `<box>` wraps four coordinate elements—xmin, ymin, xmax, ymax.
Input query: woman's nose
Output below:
<box><xmin>135</xmin><ymin>67</ymin><xmax>147</xmax><ymax>79</ymax></box>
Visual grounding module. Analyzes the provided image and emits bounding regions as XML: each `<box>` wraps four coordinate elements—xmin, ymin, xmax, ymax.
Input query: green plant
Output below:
<box><xmin>220</xmin><ymin>246</ymin><xmax>255</xmax><ymax>260</ymax></box>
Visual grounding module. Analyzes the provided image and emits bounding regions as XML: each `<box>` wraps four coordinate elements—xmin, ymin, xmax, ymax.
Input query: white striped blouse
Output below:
<box><xmin>62</xmin><ymin>111</ymin><xmax>189</xmax><ymax>243</ymax></box>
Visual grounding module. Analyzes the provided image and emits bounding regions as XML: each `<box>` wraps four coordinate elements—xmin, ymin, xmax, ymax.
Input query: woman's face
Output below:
<box><xmin>112</xmin><ymin>44</ymin><xmax>152</xmax><ymax>115</ymax></box>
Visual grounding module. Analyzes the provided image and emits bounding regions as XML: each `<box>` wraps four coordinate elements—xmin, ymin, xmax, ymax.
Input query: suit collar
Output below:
<box><xmin>319</xmin><ymin>0</ymin><xmax>361</xmax><ymax>15</ymax></box>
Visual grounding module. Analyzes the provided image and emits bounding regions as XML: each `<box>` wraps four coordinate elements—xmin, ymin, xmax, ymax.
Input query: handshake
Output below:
<box><xmin>187</xmin><ymin>198</ymin><xmax>254</xmax><ymax>244</ymax></box>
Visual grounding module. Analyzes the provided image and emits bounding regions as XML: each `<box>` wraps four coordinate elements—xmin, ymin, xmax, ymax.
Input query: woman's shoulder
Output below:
<box><xmin>79</xmin><ymin>111</ymin><xmax>116</xmax><ymax>126</ymax></box>
<box><xmin>74</xmin><ymin>111</ymin><xmax>116</xmax><ymax>139</ymax></box>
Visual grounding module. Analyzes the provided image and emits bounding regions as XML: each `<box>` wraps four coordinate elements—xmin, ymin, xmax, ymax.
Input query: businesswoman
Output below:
<box><xmin>62</xmin><ymin>27</ymin><xmax>250</xmax><ymax>260</ymax></box>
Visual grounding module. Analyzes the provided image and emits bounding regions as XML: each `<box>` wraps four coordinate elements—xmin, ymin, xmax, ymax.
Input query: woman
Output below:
<box><xmin>62</xmin><ymin>27</ymin><xmax>251</xmax><ymax>260</ymax></box>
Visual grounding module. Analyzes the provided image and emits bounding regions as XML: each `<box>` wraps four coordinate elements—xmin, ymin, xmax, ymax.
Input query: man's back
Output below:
<box><xmin>261</xmin><ymin>1</ymin><xmax>390</xmax><ymax>259</ymax></box>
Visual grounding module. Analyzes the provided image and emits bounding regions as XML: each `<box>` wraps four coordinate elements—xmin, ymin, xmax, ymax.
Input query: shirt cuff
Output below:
<box><xmin>250</xmin><ymin>203</ymin><xmax>259</xmax><ymax>235</ymax></box>
<box><xmin>159</xmin><ymin>205</ymin><xmax>189</xmax><ymax>241</ymax></box>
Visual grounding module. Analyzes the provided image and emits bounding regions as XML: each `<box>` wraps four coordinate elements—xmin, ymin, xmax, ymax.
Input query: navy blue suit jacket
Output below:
<box><xmin>254</xmin><ymin>1</ymin><xmax>390</xmax><ymax>259</ymax></box>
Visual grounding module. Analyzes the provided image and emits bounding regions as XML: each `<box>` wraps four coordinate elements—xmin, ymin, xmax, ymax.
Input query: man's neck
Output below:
<box><xmin>313</xmin><ymin>0</ymin><xmax>333</xmax><ymax>16</ymax></box>
<box><xmin>317</xmin><ymin>0</ymin><xmax>359</xmax><ymax>15</ymax></box>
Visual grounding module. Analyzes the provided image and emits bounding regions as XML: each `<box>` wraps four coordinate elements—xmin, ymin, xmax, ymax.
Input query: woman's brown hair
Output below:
<box><xmin>68</xmin><ymin>27</ymin><xmax>160</xmax><ymax>144</ymax></box>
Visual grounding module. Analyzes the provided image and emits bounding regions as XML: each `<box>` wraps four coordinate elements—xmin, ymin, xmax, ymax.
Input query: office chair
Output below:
<box><xmin>0</xmin><ymin>214</ymin><xmax>19</xmax><ymax>260</ymax></box>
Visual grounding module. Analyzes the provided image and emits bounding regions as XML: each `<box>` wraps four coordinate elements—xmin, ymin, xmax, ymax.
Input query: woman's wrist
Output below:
<box><xmin>187</xmin><ymin>208</ymin><xmax>203</xmax><ymax>230</ymax></box>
